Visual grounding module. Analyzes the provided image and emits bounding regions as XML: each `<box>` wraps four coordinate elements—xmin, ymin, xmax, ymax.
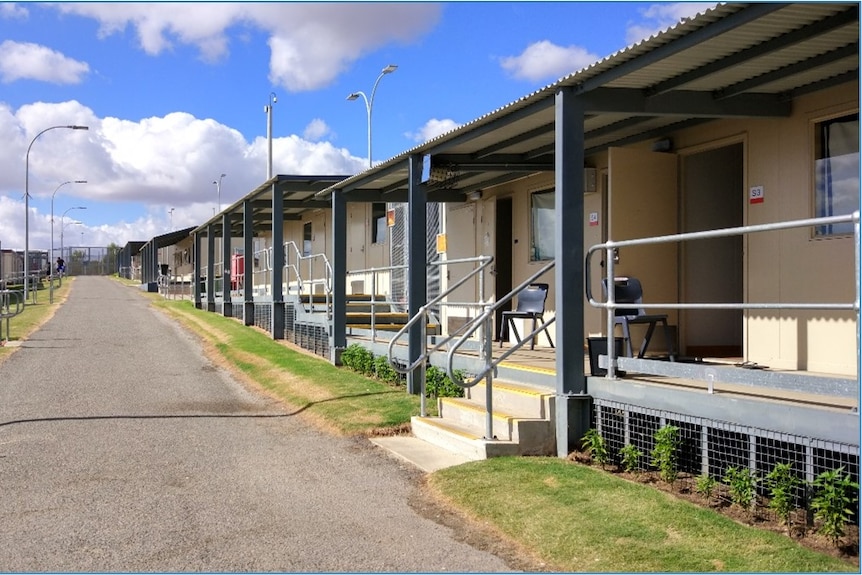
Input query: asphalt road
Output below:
<box><xmin>0</xmin><ymin>276</ymin><xmax>515</xmax><ymax>572</ymax></box>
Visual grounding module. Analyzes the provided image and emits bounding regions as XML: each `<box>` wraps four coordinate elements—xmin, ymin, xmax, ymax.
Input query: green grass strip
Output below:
<box><xmin>0</xmin><ymin>279</ymin><xmax>71</xmax><ymax>356</ymax></box>
<box><xmin>430</xmin><ymin>457</ymin><xmax>856</xmax><ymax>572</ymax></box>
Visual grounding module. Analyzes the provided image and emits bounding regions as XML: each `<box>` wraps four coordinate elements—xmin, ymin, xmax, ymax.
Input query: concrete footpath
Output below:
<box><xmin>0</xmin><ymin>276</ymin><xmax>515</xmax><ymax>572</ymax></box>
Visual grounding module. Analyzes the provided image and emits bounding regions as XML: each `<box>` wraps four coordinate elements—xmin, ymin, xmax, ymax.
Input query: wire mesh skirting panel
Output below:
<box><xmin>284</xmin><ymin>303</ymin><xmax>296</xmax><ymax>334</ymax></box>
<box><xmin>231</xmin><ymin>303</ymin><xmax>243</xmax><ymax>319</ymax></box>
<box><xmin>282</xmin><ymin>304</ymin><xmax>328</xmax><ymax>359</ymax></box>
<box><xmin>593</xmin><ymin>398</ymin><xmax>860</xmax><ymax>521</ymax></box>
<box><xmin>292</xmin><ymin>323</ymin><xmax>329</xmax><ymax>359</ymax></box>
<box><xmin>254</xmin><ymin>303</ymin><xmax>272</xmax><ymax>332</ymax></box>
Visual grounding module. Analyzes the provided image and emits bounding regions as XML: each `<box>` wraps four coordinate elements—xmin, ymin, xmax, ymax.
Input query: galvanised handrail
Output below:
<box><xmin>347</xmin><ymin>261</ymin><xmax>489</xmax><ymax>343</ymax></box>
<box><xmin>444</xmin><ymin>260</ymin><xmax>556</xmax><ymax>386</ymax></box>
<box><xmin>283</xmin><ymin>241</ymin><xmax>333</xmax><ymax>314</ymax></box>
<box><xmin>346</xmin><ymin>263</ymin><xmax>408</xmax><ymax>342</ymax></box>
<box><xmin>386</xmin><ymin>255</ymin><xmax>494</xmax><ymax>417</ymax></box>
<box><xmin>443</xmin><ymin>259</ymin><xmax>556</xmax><ymax>442</ymax></box>
<box><xmin>585</xmin><ymin>211</ymin><xmax>860</xmax><ymax>379</ymax></box>
<box><xmin>0</xmin><ymin>289</ymin><xmax>24</xmax><ymax>344</ymax></box>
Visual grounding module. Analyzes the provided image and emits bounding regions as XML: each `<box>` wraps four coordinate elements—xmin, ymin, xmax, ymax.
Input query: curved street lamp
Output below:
<box><xmin>24</xmin><ymin>124</ymin><xmax>88</xmax><ymax>302</ymax></box>
<box><xmin>50</xmin><ymin>180</ymin><xmax>86</xmax><ymax>303</ymax></box>
<box><xmin>213</xmin><ymin>173</ymin><xmax>226</xmax><ymax>213</ymax></box>
<box><xmin>347</xmin><ymin>64</ymin><xmax>397</xmax><ymax>168</ymax></box>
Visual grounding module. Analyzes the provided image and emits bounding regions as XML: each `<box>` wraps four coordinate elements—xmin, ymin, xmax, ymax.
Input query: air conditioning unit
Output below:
<box><xmin>584</xmin><ymin>167</ymin><xmax>597</xmax><ymax>194</ymax></box>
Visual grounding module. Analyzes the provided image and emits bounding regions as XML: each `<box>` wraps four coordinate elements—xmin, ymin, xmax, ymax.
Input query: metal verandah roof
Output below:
<box><xmin>312</xmin><ymin>3</ymin><xmax>859</xmax><ymax>202</ymax></box>
<box><xmin>193</xmin><ymin>174</ymin><xmax>351</xmax><ymax>237</ymax></box>
<box><xmin>143</xmin><ymin>226</ymin><xmax>196</xmax><ymax>250</ymax></box>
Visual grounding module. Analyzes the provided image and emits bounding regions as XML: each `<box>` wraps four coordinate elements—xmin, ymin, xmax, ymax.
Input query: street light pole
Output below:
<box><xmin>168</xmin><ymin>207</ymin><xmax>175</xmax><ymax>231</ymax></box>
<box><xmin>213</xmin><ymin>173</ymin><xmax>226</xmax><ymax>213</ymax></box>
<box><xmin>265</xmin><ymin>92</ymin><xmax>277</xmax><ymax>179</ymax></box>
<box><xmin>24</xmin><ymin>124</ymin><xmax>88</xmax><ymax>302</ymax></box>
<box><xmin>347</xmin><ymin>64</ymin><xmax>397</xmax><ymax>168</ymax></box>
<box><xmin>50</xmin><ymin>180</ymin><xmax>86</xmax><ymax>303</ymax></box>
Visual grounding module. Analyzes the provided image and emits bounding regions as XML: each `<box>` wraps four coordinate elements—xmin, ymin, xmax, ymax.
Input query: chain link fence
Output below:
<box><xmin>57</xmin><ymin>245</ymin><xmax>120</xmax><ymax>277</ymax></box>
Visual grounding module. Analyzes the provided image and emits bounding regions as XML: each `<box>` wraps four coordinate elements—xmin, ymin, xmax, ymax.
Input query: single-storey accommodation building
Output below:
<box><xmin>184</xmin><ymin>4</ymin><xmax>858</xmax><ymax>481</ymax></box>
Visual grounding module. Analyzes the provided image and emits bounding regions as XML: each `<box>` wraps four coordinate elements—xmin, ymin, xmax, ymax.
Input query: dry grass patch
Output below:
<box><xmin>150</xmin><ymin>298</ymin><xmax>424</xmax><ymax>436</ymax></box>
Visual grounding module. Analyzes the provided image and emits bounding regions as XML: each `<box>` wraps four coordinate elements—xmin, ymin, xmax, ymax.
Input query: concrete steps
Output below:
<box><xmin>409</xmin><ymin>379</ymin><xmax>555</xmax><ymax>462</ymax></box>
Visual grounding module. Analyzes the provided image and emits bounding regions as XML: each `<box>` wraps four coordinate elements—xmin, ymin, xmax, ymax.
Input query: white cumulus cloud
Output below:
<box><xmin>626</xmin><ymin>3</ymin><xmax>718</xmax><ymax>45</ymax></box>
<box><xmin>406</xmin><ymin>118</ymin><xmax>461</xmax><ymax>144</ymax></box>
<box><xmin>0</xmin><ymin>100</ymin><xmax>367</xmax><ymax>248</ymax></box>
<box><xmin>0</xmin><ymin>40</ymin><xmax>90</xmax><ymax>84</ymax></box>
<box><xmin>303</xmin><ymin>118</ymin><xmax>331</xmax><ymax>142</ymax></box>
<box><xmin>54</xmin><ymin>3</ymin><xmax>441</xmax><ymax>91</ymax></box>
<box><xmin>0</xmin><ymin>3</ymin><xmax>28</xmax><ymax>19</ymax></box>
<box><xmin>501</xmin><ymin>40</ymin><xmax>599</xmax><ymax>82</ymax></box>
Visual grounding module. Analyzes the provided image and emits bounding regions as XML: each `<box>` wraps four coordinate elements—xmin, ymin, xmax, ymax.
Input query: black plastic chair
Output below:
<box><xmin>602</xmin><ymin>276</ymin><xmax>675</xmax><ymax>360</ymax></box>
<box><xmin>500</xmin><ymin>283</ymin><xmax>554</xmax><ymax>350</ymax></box>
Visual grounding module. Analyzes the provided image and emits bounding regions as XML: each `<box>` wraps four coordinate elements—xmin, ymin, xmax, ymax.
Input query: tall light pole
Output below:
<box><xmin>60</xmin><ymin>206</ymin><xmax>86</xmax><ymax>269</ymax></box>
<box><xmin>24</xmin><ymin>124</ymin><xmax>88</xmax><ymax>302</ymax></box>
<box><xmin>265</xmin><ymin>92</ymin><xmax>277</xmax><ymax>179</ymax></box>
<box><xmin>347</xmin><ymin>64</ymin><xmax>397</xmax><ymax>168</ymax></box>
<box><xmin>213</xmin><ymin>173</ymin><xmax>226</xmax><ymax>213</ymax></box>
<box><xmin>50</xmin><ymin>180</ymin><xmax>86</xmax><ymax>303</ymax></box>
<box><xmin>168</xmin><ymin>207</ymin><xmax>175</xmax><ymax>231</ymax></box>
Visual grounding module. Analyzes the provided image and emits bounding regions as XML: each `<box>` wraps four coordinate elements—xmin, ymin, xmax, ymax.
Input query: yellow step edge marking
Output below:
<box><xmin>474</xmin><ymin>379</ymin><xmax>555</xmax><ymax>397</ymax></box>
<box><xmin>498</xmin><ymin>361</ymin><xmax>556</xmax><ymax>376</ymax></box>
<box><xmin>440</xmin><ymin>398</ymin><xmax>515</xmax><ymax>421</ymax></box>
<box><xmin>417</xmin><ymin>417</ymin><xmax>479</xmax><ymax>440</ymax></box>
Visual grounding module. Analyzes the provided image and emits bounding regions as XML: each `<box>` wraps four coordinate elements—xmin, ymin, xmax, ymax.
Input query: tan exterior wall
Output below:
<box><xmin>441</xmin><ymin>81</ymin><xmax>858</xmax><ymax>374</ymax></box>
<box><xmin>255</xmin><ymin>203</ymin><xmax>390</xmax><ymax>295</ymax></box>
<box><xmin>670</xmin><ymin>82</ymin><xmax>858</xmax><ymax>375</ymax></box>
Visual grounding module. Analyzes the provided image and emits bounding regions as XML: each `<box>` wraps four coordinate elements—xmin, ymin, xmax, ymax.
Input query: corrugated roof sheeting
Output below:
<box><xmin>262</xmin><ymin>3</ymin><xmax>857</xmax><ymax>206</ymax></box>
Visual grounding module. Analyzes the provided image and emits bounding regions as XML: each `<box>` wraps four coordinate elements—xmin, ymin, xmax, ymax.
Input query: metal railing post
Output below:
<box><xmin>483</xmin><ymin>305</ymin><xmax>494</xmax><ymax>439</ymax></box>
<box><xmin>584</xmin><ymin>212</ymin><xmax>859</xmax><ymax>383</ymax></box>
<box><xmin>605</xmin><ymin>243</ymin><xmax>617</xmax><ymax>379</ymax></box>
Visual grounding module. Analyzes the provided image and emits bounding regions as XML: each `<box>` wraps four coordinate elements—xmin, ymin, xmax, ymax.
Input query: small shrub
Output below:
<box><xmin>373</xmin><ymin>355</ymin><xmax>404</xmax><ymax>387</ymax></box>
<box><xmin>339</xmin><ymin>343</ymin><xmax>362</xmax><ymax>370</ymax></box>
<box><xmin>341</xmin><ymin>343</ymin><xmax>374</xmax><ymax>375</ymax></box>
<box><xmin>618</xmin><ymin>444</ymin><xmax>642</xmax><ymax>474</ymax></box>
<box><xmin>425</xmin><ymin>366</ymin><xmax>465</xmax><ymax>399</ymax></box>
<box><xmin>651</xmin><ymin>425</ymin><xmax>680</xmax><ymax>484</ymax></box>
<box><xmin>581</xmin><ymin>428</ymin><xmax>609</xmax><ymax>468</ymax></box>
<box><xmin>764</xmin><ymin>463</ymin><xmax>800</xmax><ymax>528</ymax></box>
<box><xmin>810</xmin><ymin>466</ymin><xmax>859</xmax><ymax>546</ymax></box>
<box><xmin>723</xmin><ymin>466</ymin><xmax>758</xmax><ymax>512</ymax></box>
<box><xmin>695</xmin><ymin>473</ymin><xmax>718</xmax><ymax>502</ymax></box>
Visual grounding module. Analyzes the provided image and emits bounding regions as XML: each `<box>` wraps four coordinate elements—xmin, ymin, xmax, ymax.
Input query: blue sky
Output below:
<box><xmin>0</xmin><ymin>1</ymin><xmax>714</xmax><ymax>251</ymax></box>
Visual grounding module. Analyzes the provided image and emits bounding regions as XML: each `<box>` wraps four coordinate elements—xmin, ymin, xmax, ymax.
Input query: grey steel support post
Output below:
<box><xmin>331</xmin><ymin>191</ymin><xmax>347</xmax><ymax>364</ymax></box>
<box><xmin>193</xmin><ymin>232</ymin><xmax>202</xmax><ymax>309</ymax></box>
<box><xmin>221</xmin><ymin>212</ymin><xmax>232</xmax><ymax>317</ymax></box>
<box><xmin>407</xmin><ymin>154</ymin><xmax>427</xmax><ymax>395</ymax></box>
<box><xmin>206</xmin><ymin>224</ymin><xmax>216</xmax><ymax>313</ymax></box>
<box><xmin>153</xmin><ymin>244</ymin><xmax>159</xmax><ymax>283</ymax></box>
<box><xmin>271</xmin><ymin>182</ymin><xmax>285</xmax><ymax>339</ymax></box>
<box><xmin>855</xmin><ymin>211</ymin><xmax>860</xmax><ymax>398</ymax></box>
<box><xmin>554</xmin><ymin>87</ymin><xmax>590</xmax><ymax>457</ymax></box>
<box><xmin>243</xmin><ymin>200</ymin><xmax>254</xmax><ymax>326</ymax></box>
